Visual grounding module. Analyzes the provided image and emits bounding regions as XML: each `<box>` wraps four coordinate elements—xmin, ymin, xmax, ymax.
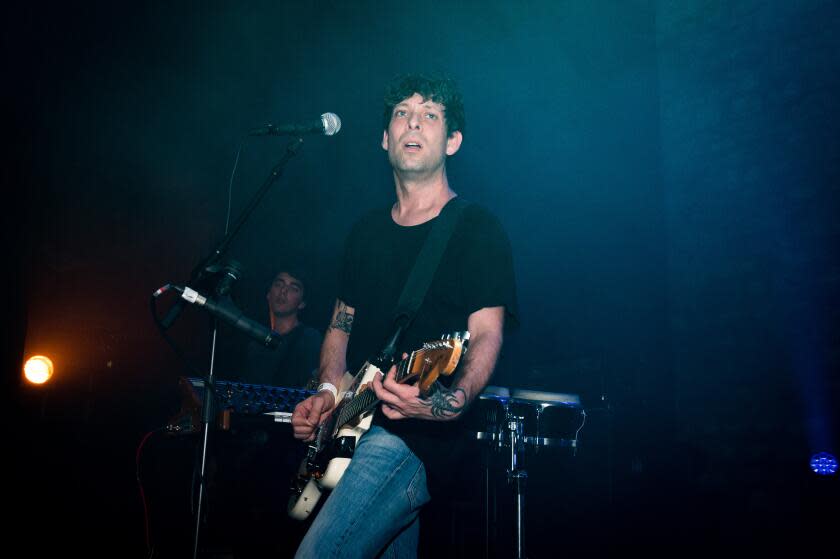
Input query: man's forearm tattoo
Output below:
<box><xmin>420</xmin><ymin>385</ymin><xmax>467</xmax><ymax>419</ymax></box>
<box><xmin>329</xmin><ymin>302</ymin><xmax>354</xmax><ymax>334</ymax></box>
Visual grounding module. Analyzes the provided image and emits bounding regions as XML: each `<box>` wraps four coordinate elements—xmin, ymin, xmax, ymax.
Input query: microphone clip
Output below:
<box><xmin>198</xmin><ymin>259</ymin><xmax>243</xmax><ymax>298</ymax></box>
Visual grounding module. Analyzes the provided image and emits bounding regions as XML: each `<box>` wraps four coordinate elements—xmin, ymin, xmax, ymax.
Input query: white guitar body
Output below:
<box><xmin>288</xmin><ymin>478</ymin><xmax>322</xmax><ymax>520</ymax></box>
<box><xmin>319</xmin><ymin>363</ymin><xmax>381</xmax><ymax>488</ymax></box>
<box><xmin>288</xmin><ymin>365</ymin><xmax>380</xmax><ymax>520</ymax></box>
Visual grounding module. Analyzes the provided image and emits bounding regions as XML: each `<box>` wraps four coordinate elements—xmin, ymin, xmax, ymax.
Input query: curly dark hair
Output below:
<box><xmin>382</xmin><ymin>73</ymin><xmax>465</xmax><ymax>137</ymax></box>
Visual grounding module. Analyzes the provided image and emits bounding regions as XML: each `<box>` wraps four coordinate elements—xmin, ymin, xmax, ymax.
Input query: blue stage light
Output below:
<box><xmin>810</xmin><ymin>452</ymin><xmax>838</xmax><ymax>475</ymax></box>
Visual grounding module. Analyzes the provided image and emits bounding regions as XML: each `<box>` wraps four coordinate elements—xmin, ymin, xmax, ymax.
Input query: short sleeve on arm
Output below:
<box><xmin>457</xmin><ymin>207</ymin><xmax>519</xmax><ymax>328</ymax></box>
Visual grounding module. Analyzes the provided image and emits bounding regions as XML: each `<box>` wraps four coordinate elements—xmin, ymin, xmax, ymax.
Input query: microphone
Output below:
<box><xmin>249</xmin><ymin>112</ymin><xmax>341</xmax><ymax>137</ymax></box>
<box><xmin>180</xmin><ymin>286</ymin><xmax>282</xmax><ymax>349</ymax></box>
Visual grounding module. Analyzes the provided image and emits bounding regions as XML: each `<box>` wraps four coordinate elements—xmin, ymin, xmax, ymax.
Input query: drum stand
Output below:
<box><xmin>506</xmin><ymin>410</ymin><xmax>528</xmax><ymax>559</ymax></box>
<box><xmin>477</xmin><ymin>387</ymin><xmax>584</xmax><ymax>559</ymax></box>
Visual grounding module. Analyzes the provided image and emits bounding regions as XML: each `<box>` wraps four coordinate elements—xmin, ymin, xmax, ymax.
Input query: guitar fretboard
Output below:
<box><xmin>333</xmin><ymin>357</ymin><xmax>413</xmax><ymax>431</ymax></box>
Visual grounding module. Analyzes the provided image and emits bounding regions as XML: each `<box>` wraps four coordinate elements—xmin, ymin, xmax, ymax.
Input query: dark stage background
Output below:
<box><xmin>5</xmin><ymin>1</ymin><xmax>839</xmax><ymax>557</ymax></box>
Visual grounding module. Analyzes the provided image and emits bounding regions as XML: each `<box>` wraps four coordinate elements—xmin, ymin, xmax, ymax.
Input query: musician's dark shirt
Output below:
<box><xmin>239</xmin><ymin>323</ymin><xmax>322</xmax><ymax>388</ymax></box>
<box><xmin>338</xmin><ymin>198</ymin><xmax>518</xmax><ymax>489</ymax></box>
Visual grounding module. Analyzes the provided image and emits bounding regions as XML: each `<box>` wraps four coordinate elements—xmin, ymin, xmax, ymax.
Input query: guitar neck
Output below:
<box><xmin>395</xmin><ymin>355</ymin><xmax>414</xmax><ymax>383</ymax></box>
<box><xmin>331</xmin><ymin>335</ymin><xmax>466</xmax><ymax>430</ymax></box>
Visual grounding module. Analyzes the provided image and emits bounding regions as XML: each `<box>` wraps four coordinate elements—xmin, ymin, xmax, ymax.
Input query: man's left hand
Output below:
<box><xmin>371</xmin><ymin>365</ymin><xmax>467</xmax><ymax>421</ymax></box>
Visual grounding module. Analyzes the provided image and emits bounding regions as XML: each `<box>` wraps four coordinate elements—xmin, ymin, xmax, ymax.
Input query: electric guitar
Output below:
<box><xmin>288</xmin><ymin>331</ymin><xmax>469</xmax><ymax>520</ymax></box>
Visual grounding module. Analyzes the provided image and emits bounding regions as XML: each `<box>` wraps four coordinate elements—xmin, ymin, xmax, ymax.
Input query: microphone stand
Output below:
<box><xmin>183</xmin><ymin>137</ymin><xmax>303</xmax><ymax>559</ymax></box>
<box><xmin>192</xmin><ymin>137</ymin><xmax>304</xmax><ymax>285</ymax></box>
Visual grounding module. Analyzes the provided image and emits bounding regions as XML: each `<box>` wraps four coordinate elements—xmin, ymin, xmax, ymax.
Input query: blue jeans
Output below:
<box><xmin>294</xmin><ymin>426</ymin><xmax>430</xmax><ymax>559</ymax></box>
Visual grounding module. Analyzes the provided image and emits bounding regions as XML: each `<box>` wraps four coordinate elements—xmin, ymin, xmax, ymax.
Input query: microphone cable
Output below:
<box><xmin>224</xmin><ymin>136</ymin><xmax>247</xmax><ymax>236</ymax></box>
<box><xmin>149</xmin><ymin>132</ymin><xmax>248</xmax><ymax>376</ymax></box>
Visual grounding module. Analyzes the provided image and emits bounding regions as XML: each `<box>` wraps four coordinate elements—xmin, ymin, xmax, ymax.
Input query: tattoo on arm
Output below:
<box><xmin>329</xmin><ymin>302</ymin><xmax>354</xmax><ymax>334</ymax></box>
<box><xmin>420</xmin><ymin>384</ymin><xmax>467</xmax><ymax>419</ymax></box>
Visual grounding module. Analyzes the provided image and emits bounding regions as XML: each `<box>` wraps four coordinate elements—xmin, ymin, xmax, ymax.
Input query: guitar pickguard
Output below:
<box><xmin>320</xmin><ymin>362</ymin><xmax>382</xmax><ymax>488</ymax></box>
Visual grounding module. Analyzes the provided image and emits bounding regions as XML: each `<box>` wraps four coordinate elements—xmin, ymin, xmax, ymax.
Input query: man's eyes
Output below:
<box><xmin>393</xmin><ymin>110</ymin><xmax>438</xmax><ymax>120</ymax></box>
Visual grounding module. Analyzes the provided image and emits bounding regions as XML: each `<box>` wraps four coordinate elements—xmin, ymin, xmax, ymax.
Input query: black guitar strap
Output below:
<box><xmin>392</xmin><ymin>196</ymin><xmax>469</xmax><ymax>329</ymax></box>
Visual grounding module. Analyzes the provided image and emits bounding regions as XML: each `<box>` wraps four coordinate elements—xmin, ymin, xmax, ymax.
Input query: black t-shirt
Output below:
<box><xmin>241</xmin><ymin>324</ymin><xmax>322</xmax><ymax>388</ymax></box>
<box><xmin>338</xmin><ymin>198</ymin><xmax>518</xmax><ymax>488</ymax></box>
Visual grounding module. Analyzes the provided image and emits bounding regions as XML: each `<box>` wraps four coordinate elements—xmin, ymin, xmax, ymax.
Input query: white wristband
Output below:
<box><xmin>317</xmin><ymin>382</ymin><xmax>338</xmax><ymax>400</ymax></box>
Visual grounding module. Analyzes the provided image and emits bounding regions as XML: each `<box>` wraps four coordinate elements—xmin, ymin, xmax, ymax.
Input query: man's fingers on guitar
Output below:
<box><xmin>382</xmin><ymin>403</ymin><xmax>407</xmax><ymax>419</ymax></box>
<box><xmin>382</xmin><ymin>367</ymin><xmax>397</xmax><ymax>390</ymax></box>
<box><xmin>374</xmin><ymin>378</ymin><xmax>402</xmax><ymax>406</ymax></box>
<box><xmin>308</xmin><ymin>397</ymin><xmax>325</xmax><ymax>424</ymax></box>
<box><xmin>370</xmin><ymin>371</ymin><xmax>385</xmax><ymax>400</ymax></box>
<box><xmin>382</xmin><ymin>370</ymin><xmax>418</xmax><ymax>399</ymax></box>
<box><xmin>292</xmin><ymin>420</ymin><xmax>312</xmax><ymax>432</ymax></box>
<box><xmin>381</xmin><ymin>366</ymin><xmax>400</xmax><ymax>390</ymax></box>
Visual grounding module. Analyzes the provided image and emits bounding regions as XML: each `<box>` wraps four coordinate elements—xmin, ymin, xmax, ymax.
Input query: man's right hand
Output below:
<box><xmin>291</xmin><ymin>391</ymin><xmax>336</xmax><ymax>441</ymax></box>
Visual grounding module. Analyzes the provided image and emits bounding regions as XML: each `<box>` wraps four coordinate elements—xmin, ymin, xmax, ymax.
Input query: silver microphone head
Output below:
<box><xmin>320</xmin><ymin>112</ymin><xmax>342</xmax><ymax>136</ymax></box>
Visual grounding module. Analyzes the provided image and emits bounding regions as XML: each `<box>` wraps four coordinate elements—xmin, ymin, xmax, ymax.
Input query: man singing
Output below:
<box><xmin>291</xmin><ymin>73</ymin><xmax>517</xmax><ymax>558</ymax></box>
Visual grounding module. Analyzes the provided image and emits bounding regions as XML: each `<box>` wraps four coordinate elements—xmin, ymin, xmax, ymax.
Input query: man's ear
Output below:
<box><xmin>298</xmin><ymin>300</ymin><xmax>307</xmax><ymax>311</ymax></box>
<box><xmin>382</xmin><ymin>129</ymin><xmax>390</xmax><ymax>151</ymax></box>
<box><xmin>445</xmin><ymin>130</ymin><xmax>463</xmax><ymax>156</ymax></box>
